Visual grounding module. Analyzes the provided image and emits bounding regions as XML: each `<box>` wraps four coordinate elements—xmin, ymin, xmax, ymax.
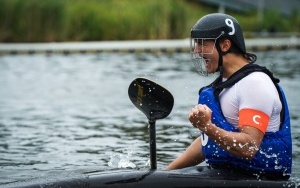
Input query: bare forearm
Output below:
<box><xmin>203</xmin><ymin>123</ymin><xmax>260</xmax><ymax>159</ymax></box>
<box><xmin>166</xmin><ymin>137</ymin><xmax>204</xmax><ymax>170</ymax></box>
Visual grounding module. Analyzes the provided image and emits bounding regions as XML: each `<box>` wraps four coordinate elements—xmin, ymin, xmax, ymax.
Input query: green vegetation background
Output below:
<box><xmin>0</xmin><ymin>0</ymin><xmax>299</xmax><ymax>42</ymax></box>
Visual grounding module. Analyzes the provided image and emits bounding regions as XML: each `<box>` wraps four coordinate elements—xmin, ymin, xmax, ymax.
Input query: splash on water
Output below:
<box><xmin>108</xmin><ymin>151</ymin><xmax>137</xmax><ymax>169</ymax></box>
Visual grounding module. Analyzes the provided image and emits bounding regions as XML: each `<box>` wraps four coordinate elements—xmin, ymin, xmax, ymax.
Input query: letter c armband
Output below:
<box><xmin>239</xmin><ymin>108</ymin><xmax>270</xmax><ymax>133</ymax></box>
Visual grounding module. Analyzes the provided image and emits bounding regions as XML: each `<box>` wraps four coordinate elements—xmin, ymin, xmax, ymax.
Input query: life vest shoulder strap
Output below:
<box><xmin>215</xmin><ymin>63</ymin><xmax>279</xmax><ymax>89</ymax></box>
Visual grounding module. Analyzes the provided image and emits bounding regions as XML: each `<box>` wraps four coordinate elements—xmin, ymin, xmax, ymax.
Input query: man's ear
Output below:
<box><xmin>220</xmin><ymin>39</ymin><xmax>231</xmax><ymax>52</ymax></box>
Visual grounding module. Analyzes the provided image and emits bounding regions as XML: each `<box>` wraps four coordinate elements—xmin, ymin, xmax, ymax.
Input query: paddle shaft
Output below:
<box><xmin>149</xmin><ymin>120</ymin><xmax>157</xmax><ymax>170</ymax></box>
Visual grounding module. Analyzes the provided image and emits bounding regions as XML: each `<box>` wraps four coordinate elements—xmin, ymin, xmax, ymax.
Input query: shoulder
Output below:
<box><xmin>242</xmin><ymin>72</ymin><xmax>273</xmax><ymax>83</ymax></box>
<box><xmin>235</xmin><ymin>71</ymin><xmax>280</xmax><ymax>110</ymax></box>
<box><xmin>235</xmin><ymin>71</ymin><xmax>279</xmax><ymax>103</ymax></box>
<box><xmin>237</xmin><ymin>72</ymin><xmax>275</xmax><ymax>90</ymax></box>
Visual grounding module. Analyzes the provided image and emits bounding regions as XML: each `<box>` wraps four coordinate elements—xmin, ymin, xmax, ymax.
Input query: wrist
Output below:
<box><xmin>200</xmin><ymin>122</ymin><xmax>214</xmax><ymax>134</ymax></box>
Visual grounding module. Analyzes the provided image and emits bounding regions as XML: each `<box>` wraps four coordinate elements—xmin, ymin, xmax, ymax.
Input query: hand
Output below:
<box><xmin>188</xmin><ymin>104</ymin><xmax>212</xmax><ymax>132</ymax></box>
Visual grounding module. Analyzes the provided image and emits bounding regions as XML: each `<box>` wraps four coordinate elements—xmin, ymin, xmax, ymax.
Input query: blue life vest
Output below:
<box><xmin>198</xmin><ymin>64</ymin><xmax>292</xmax><ymax>177</ymax></box>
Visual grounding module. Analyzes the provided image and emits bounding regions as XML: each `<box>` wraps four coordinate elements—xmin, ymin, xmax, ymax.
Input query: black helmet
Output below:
<box><xmin>190</xmin><ymin>13</ymin><xmax>256</xmax><ymax>76</ymax></box>
<box><xmin>191</xmin><ymin>13</ymin><xmax>246</xmax><ymax>53</ymax></box>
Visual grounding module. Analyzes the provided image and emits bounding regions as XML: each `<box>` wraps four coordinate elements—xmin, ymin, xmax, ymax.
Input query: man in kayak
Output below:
<box><xmin>166</xmin><ymin>13</ymin><xmax>292</xmax><ymax>180</ymax></box>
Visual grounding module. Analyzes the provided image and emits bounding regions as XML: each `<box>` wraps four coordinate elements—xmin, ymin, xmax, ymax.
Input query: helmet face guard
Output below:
<box><xmin>190</xmin><ymin>13</ymin><xmax>249</xmax><ymax>76</ymax></box>
<box><xmin>190</xmin><ymin>32</ymin><xmax>224</xmax><ymax>76</ymax></box>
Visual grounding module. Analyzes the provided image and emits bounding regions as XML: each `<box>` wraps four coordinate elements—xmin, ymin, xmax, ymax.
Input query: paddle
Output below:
<box><xmin>128</xmin><ymin>78</ymin><xmax>174</xmax><ymax>170</ymax></box>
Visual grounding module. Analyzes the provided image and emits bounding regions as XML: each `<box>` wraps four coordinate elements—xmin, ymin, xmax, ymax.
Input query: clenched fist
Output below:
<box><xmin>188</xmin><ymin>104</ymin><xmax>212</xmax><ymax>132</ymax></box>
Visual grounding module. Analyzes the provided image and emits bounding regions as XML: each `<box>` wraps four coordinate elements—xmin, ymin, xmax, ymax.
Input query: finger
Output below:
<box><xmin>196</xmin><ymin>104</ymin><xmax>204</xmax><ymax>110</ymax></box>
<box><xmin>189</xmin><ymin>112</ymin><xmax>198</xmax><ymax>120</ymax></box>
<box><xmin>199</xmin><ymin>104</ymin><xmax>210</xmax><ymax>113</ymax></box>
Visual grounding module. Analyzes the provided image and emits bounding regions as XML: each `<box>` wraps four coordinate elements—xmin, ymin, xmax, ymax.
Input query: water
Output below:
<box><xmin>0</xmin><ymin>50</ymin><xmax>299</xmax><ymax>185</ymax></box>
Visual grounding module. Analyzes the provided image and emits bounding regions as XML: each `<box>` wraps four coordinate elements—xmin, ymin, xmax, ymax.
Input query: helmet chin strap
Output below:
<box><xmin>215</xmin><ymin>40</ymin><xmax>230</xmax><ymax>75</ymax></box>
<box><xmin>215</xmin><ymin>42</ymin><xmax>223</xmax><ymax>74</ymax></box>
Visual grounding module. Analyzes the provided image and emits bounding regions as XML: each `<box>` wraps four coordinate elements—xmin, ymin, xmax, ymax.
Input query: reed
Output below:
<box><xmin>0</xmin><ymin>0</ymin><xmax>298</xmax><ymax>42</ymax></box>
<box><xmin>0</xmin><ymin>0</ymin><xmax>65</xmax><ymax>42</ymax></box>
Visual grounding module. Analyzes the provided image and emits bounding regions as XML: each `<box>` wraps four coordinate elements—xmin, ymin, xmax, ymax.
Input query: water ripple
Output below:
<box><xmin>0</xmin><ymin>50</ymin><xmax>299</xmax><ymax>184</ymax></box>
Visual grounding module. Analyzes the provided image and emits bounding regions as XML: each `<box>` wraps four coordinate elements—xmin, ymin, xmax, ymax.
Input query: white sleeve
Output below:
<box><xmin>237</xmin><ymin>72</ymin><xmax>279</xmax><ymax>118</ymax></box>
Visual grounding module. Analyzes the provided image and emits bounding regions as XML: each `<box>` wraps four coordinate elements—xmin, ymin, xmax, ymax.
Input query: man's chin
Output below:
<box><xmin>207</xmin><ymin>69</ymin><xmax>215</xmax><ymax>74</ymax></box>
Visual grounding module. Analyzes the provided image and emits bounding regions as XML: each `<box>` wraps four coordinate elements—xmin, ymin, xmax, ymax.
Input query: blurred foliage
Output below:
<box><xmin>0</xmin><ymin>0</ymin><xmax>299</xmax><ymax>42</ymax></box>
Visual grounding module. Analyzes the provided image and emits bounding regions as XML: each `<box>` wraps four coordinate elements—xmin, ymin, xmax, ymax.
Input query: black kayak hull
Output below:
<box><xmin>7</xmin><ymin>166</ymin><xmax>299</xmax><ymax>188</ymax></box>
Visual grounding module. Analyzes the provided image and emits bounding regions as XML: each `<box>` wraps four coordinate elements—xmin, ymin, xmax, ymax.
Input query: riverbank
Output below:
<box><xmin>2</xmin><ymin>0</ymin><xmax>299</xmax><ymax>43</ymax></box>
<box><xmin>0</xmin><ymin>37</ymin><xmax>299</xmax><ymax>55</ymax></box>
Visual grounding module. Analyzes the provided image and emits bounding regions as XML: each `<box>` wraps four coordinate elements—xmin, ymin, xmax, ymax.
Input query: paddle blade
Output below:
<box><xmin>128</xmin><ymin>78</ymin><xmax>174</xmax><ymax>122</ymax></box>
